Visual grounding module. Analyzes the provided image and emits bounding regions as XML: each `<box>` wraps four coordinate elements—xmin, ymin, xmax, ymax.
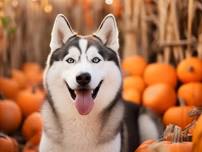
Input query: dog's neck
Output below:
<box><xmin>42</xmin><ymin>89</ymin><xmax>124</xmax><ymax>145</ymax></box>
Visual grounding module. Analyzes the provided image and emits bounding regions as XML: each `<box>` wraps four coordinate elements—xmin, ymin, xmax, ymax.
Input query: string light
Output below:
<box><xmin>0</xmin><ymin>0</ymin><xmax>53</xmax><ymax>14</ymax></box>
<box><xmin>11</xmin><ymin>0</ymin><xmax>18</xmax><ymax>8</ymax></box>
<box><xmin>0</xmin><ymin>1</ymin><xmax>4</xmax><ymax>8</ymax></box>
<box><xmin>105</xmin><ymin>0</ymin><xmax>113</xmax><ymax>5</ymax></box>
<box><xmin>44</xmin><ymin>3</ymin><xmax>52</xmax><ymax>13</ymax></box>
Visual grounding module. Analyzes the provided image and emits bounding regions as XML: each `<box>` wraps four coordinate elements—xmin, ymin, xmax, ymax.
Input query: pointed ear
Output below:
<box><xmin>94</xmin><ymin>14</ymin><xmax>119</xmax><ymax>52</ymax></box>
<box><xmin>50</xmin><ymin>14</ymin><xmax>75</xmax><ymax>51</ymax></box>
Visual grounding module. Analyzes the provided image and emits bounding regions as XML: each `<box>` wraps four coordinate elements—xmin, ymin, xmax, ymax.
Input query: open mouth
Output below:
<box><xmin>64</xmin><ymin>80</ymin><xmax>103</xmax><ymax>115</ymax></box>
<box><xmin>65</xmin><ymin>80</ymin><xmax>103</xmax><ymax>100</ymax></box>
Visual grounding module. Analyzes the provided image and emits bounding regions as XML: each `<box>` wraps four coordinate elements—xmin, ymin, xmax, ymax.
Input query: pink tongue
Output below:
<box><xmin>74</xmin><ymin>90</ymin><xmax>94</xmax><ymax>115</ymax></box>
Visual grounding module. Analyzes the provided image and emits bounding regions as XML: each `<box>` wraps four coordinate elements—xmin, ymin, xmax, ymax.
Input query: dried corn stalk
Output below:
<box><xmin>122</xmin><ymin>0</ymin><xmax>149</xmax><ymax>59</ymax></box>
<box><xmin>158</xmin><ymin>0</ymin><xmax>183</xmax><ymax>64</ymax></box>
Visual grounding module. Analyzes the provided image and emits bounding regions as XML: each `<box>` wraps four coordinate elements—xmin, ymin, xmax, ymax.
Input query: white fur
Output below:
<box><xmin>41</xmin><ymin>33</ymin><xmax>122</xmax><ymax>152</ymax></box>
<box><xmin>63</xmin><ymin>46</ymin><xmax>80</xmax><ymax>63</ymax></box>
<box><xmin>50</xmin><ymin>14</ymin><xmax>75</xmax><ymax>51</ymax></box>
<box><xmin>79</xmin><ymin>38</ymin><xmax>88</xmax><ymax>53</ymax></box>
<box><xmin>94</xmin><ymin>14</ymin><xmax>119</xmax><ymax>53</ymax></box>
<box><xmin>40</xmin><ymin>57</ymin><xmax>122</xmax><ymax>151</ymax></box>
<box><xmin>138</xmin><ymin>114</ymin><xmax>159</xmax><ymax>142</ymax></box>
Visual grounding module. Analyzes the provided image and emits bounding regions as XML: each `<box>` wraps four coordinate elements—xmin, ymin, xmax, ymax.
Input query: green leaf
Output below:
<box><xmin>1</xmin><ymin>16</ymin><xmax>10</xmax><ymax>28</ymax></box>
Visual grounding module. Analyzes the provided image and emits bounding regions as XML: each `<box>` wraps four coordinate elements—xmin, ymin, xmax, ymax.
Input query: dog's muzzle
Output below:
<box><xmin>65</xmin><ymin>80</ymin><xmax>103</xmax><ymax>115</ymax></box>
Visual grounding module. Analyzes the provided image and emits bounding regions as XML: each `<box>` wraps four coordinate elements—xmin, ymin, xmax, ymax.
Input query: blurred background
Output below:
<box><xmin>0</xmin><ymin>0</ymin><xmax>202</xmax><ymax>152</ymax></box>
<box><xmin>0</xmin><ymin>0</ymin><xmax>202</xmax><ymax>68</ymax></box>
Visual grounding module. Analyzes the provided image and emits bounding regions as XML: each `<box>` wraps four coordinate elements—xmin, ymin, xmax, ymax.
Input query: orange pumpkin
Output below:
<box><xmin>0</xmin><ymin>133</ymin><xmax>19</xmax><ymax>152</ymax></box>
<box><xmin>163</xmin><ymin>141</ymin><xmax>192</xmax><ymax>152</ymax></box>
<box><xmin>122</xmin><ymin>55</ymin><xmax>147</xmax><ymax>76</ymax></box>
<box><xmin>22</xmin><ymin>132</ymin><xmax>41</xmax><ymax>152</ymax></box>
<box><xmin>22</xmin><ymin>112</ymin><xmax>43</xmax><ymax>141</ymax></box>
<box><xmin>0</xmin><ymin>76</ymin><xmax>20</xmax><ymax>99</ymax></box>
<box><xmin>178</xmin><ymin>82</ymin><xmax>202</xmax><ymax>107</ymax></box>
<box><xmin>123</xmin><ymin>88</ymin><xmax>141</xmax><ymax>105</ymax></box>
<box><xmin>16</xmin><ymin>87</ymin><xmax>45</xmax><ymax>117</ymax></box>
<box><xmin>143</xmin><ymin>83</ymin><xmax>176</xmax><ymax>114</ymax></box>
<box><xmin>177</xmin><ymin>57</ymin><xmax>202</xmax><ymax>83</ymax></box>
<box><xmin>143</xmin><ymin>63</ymin><xmax>177</xmax><ymax>87</ymax></box>
<box><xmin>0</xmin><ymin>98</ymin><xmax>22</xmax><ymax>133</ymax></box>
<box><xmin>123</xmin><ymin>76</ymin><xmax>145</xmax><ymax>93</ymax></box>
<box><xmin>163</xmin><ymin>106</ymin><xmax>194</xmax><ymax>129</ymax></box>
<box><xmin>135</xmin><ymin>139</ymin><xmax>156</xmax><ymax>152</ymax></box>
<box><xmin>12</xmin><ymin>69</ymin><xmax>27</xmax><ymax>89</ymax></box>
<box><xmin>136</xmin><ymin>123</ymin><xmax>193</xmax><ymax>152</ymax></box>
<box><xmin>22</xmin><ymin>62</ymin><xmax>43</xmax><ymax>86</ymax></box>
<box><xmin>22</xmin><ymin>62</ymin><xmax>42</xmax><ymax>74</ymax></box>
<box><xmin>193</xmin><ymin>115</ymin><xmax>202</xmax><ymax>152</ymax></box>
<box><xmin>28</xmin><ymin>131</ymin><xmax>42</xmax><ymax>146</ymax></box>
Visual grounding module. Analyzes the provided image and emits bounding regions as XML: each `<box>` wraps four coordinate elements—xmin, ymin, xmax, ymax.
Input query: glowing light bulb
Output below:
<box><xmin>44</xmin><ymin>4</ymin><xmax>52</xmax><ymax>13</ymax></box>
<box><xmin>105</xmin><ymin>0</ymin><xmax>113</xmax><ymax>5</ymax></box>
<box><xmin>12</xmin><ymin>0</ymin><xmax>19</xmax><ymax>8</ymax></box>
<box><xmin>0</xmin><ymin>1</ymin><xmax>4</xmax><ymax>8</ymax></box>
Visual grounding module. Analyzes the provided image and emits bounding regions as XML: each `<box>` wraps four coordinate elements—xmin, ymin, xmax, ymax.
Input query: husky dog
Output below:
<box><xmin>40</xmin><ymin>14</ymin><xmax>162</xmax><ymax>152</ymax></box>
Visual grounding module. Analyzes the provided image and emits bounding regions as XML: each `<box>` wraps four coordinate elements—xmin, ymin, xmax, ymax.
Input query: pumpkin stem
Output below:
<box><xmin>187</xmin><ymin>66</ymin><xmax>195</xmax><ymax>73</ymax></box>
<box><xmin>163</xmin><ymin>124</ymin><xmax>175</xmax><ymax>141</ymax></box>
<box><xmin>172</xmin><ymin>126</ymin><xmax>182</xmax><ymax>143</ymax></box>
<box><xmin>0</xmin><ymin>92</ymin><xmax>5</xmax><ymax>100</ymax></box>
<box><xmin>163</xmin><ymin>124</ymin><xmax>193</xmax><ymax>143</ymax></box>
<box><xmin>32</xmin><ymin>85</ymin><xmax>37</xmax><ymax>94</ymax></box>
<box><xmin>188</xmin><ymin>107</ymin><xmax>202</xmax><ymax>118</ymax></box>
<box><xmin>178</xmin><ymin>98</ymin><xmax>186</xmax><ymax>106</ymax></box>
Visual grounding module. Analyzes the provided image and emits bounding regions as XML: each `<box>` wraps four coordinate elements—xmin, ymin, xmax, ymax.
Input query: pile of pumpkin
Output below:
<box><xmin>0</xmin><ymin>63</ymin><xmax>45</xmax><ymax>152</ymax></box>
<box><xmin>122</xmin><ymin>55</ymin><xmax>202</xmax><ymax>152</ymax></box>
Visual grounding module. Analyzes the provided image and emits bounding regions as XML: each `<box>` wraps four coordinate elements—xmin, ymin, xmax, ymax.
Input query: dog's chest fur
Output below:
<box><xmin>40</xmin><ymin>101</ymin><xmax>122</xmax><ymax>152</ymax></box>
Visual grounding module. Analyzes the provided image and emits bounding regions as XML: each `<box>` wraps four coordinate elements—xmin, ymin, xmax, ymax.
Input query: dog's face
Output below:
<box><xmin>44</xmin><ymin>14</ymin><xmax>121</xmax><ymax>116</ymax></box>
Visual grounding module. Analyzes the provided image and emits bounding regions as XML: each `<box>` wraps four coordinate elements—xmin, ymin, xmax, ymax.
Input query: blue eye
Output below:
<box><xmin>66</xmin><ymin>58</ymin><xmax>75</xmax><ymax>63</ymax></box>
<box><xmin>91</xmin><ymin>57</ymin><xmax>101</xmax><ymax>63</ymax></box>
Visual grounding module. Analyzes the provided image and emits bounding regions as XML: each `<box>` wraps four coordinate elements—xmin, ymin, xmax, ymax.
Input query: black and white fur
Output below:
<box><xmin>40</xmin><ymin>14</ymin><xmax>163</xmax><ymax>152</ymax></box>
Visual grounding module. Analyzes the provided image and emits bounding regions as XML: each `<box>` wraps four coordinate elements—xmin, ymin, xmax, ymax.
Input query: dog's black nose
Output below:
<box><xmin>76</xmin><ymin>73</ymin><xmax>91</xmax><ymax>86</ymax></box>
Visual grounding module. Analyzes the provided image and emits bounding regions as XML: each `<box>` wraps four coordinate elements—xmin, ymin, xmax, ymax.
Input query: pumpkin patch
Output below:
<box><xmin>0</xmin><ymin>64</ymin><xmax>44</xmax><ymax>151</ymax></box>
<box><xmin>177</xmin><ymin>57</ymin><xmax>202</xmax><ymax>83</ymax></box>
<box><xmin>0</xmin><ymin>76</ymin><xmax>20</xmax><ymax>100</ymax></box>
<box><xmin>178</xmin><ymin>82</ymin><xmax>202</xmax><ymax>107</ymax></box>
<box><xmin>0</xmin><ymin>98</ymin><xmax>22</xmax><ymax>133</ymax></box>
<box><xmin>22</xmin><ymin>112</ymin><xmax>43</xmax><ymax>141</ymax></box>
<box><xmin>123</xmin><ymin>88</ymin><xmax>141</xmax><ymax>105</ymax></box>
<box><xmin>122</xmin><ymin>55</ymin><xmax>147</xmax><ymax>77</ymax></box>
<box><xmin>0</xmin><ymin>133</ymin><xmax>19</xmax><ymax>152</ymax></box>
<box><xmin>0</xmin><ymin>1</ymin><xmax>202</xmax><ymax>151</ymax></box>
<box><xmin>143</xmin><ymin>63</ymin><xmax>177</xmax><ymax>87</ymax></box>
<box><xmin>142</xmin><ymin>83</ymin><xmax>176</xmax><ymax>114</ymax></box>
<box><xmin>163</xmin><ymin>106</ymin><xmax>194</xmax><ymax>129</ymax></box>
<box><xmin>193</xmin><ymin>115</ymin><xmax>202</xmax><ymax>152</ymax></box>
<box><xmin>123</xmin><ymin>76</ymin><xmax>145</xmax><ymax>93</ymax></box>
<box><xmin>121</xmin><ymin>54</ymin><xmax>202</xmax><ymax>152</ymax></box>
<box><xmin>16</xmin><ymin>87</ymin><xmax>45</xmax><ymax>117</ymax></box>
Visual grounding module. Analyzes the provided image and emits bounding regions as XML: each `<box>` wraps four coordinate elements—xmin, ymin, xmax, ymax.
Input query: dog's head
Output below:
<box><xmin>44</xmin><ymin>14</ymin><xmax>122</xmax><ymax>116</ymax></box>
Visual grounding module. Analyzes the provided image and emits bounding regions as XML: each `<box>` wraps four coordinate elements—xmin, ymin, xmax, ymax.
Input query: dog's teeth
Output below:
<box><xmin>91</xmin><ymin>90</ymin><xmax>93</xmax><ymax>94</ymax></box>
